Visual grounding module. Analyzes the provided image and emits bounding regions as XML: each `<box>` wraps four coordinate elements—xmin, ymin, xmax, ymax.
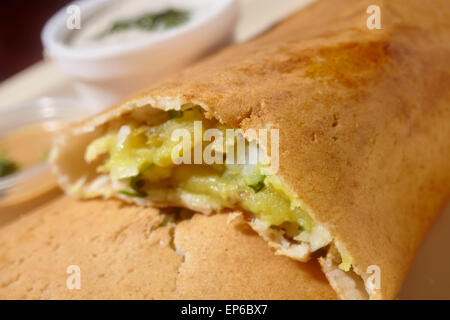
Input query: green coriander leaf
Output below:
<box><xmin>167</xmin><ymin>110</ymin><xmax>183</xmax><ymax>119</ymax></box>
<box><xmin>0</xmin><ymin>152</ymin><xmax>19</xmax><ymax>178</ymax></box>
<box><xmin>248</xmin><ymin>180</ymin><xmax>265</xmax><ymax>193</ymax></box>
<box><xmin>119</xmin><ymin>190</ymin><xmax>146</xmax><ymax>198</ymax></box>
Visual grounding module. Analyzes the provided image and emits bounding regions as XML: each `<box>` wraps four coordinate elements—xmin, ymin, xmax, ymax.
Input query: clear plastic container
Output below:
<box><xmin>0</xmin><ymin>97</ymin><xmax>88</xmax><ymax>213</ymax></box>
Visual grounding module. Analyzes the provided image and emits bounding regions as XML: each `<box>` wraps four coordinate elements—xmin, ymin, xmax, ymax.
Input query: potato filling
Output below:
<box><xmin>85</xmin><ymin>107</ymin><xmax>333</xmax><ymax>253</ymax></box>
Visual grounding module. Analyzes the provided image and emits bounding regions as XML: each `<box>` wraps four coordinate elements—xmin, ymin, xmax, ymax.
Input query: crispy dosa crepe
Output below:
<box><xmin>0</xmin><ymin>197</ymin><xmax>336</xmax><ymax>299</ymax></box>
<box><xmin>51</xmin><ymin>0</ymin><xmax>450</xmax><ymax>299</ymax></box>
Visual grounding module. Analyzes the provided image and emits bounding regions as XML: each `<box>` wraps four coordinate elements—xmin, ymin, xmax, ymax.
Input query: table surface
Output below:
<box><xmin>0</xmin><ymin>0</ymin><xmax>448</xmax><ymax>299</ymax></box>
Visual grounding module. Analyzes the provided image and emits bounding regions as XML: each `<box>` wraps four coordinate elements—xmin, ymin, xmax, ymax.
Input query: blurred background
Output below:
<box><xmin>0</xmin><ymin>0</ymin><xmax>306</xmax><ymax>84</ymax></box>
<box><xmin>0</xmin><ymin>0</ymin><xmax>72</xmax><ymax>82</ymax></box>
<box><xmin>0</xmin><ymin>0</ymin><xmax>313</xmax><ymax>108</ymax></box>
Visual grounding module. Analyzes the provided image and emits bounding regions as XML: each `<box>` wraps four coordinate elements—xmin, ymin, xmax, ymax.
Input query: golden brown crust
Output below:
<box><xmin>51</xmin><ymin>0</ymin><xmax>450</xmax><ymax>299</ymax></box>
<box><xmin>0</xmin><ymin>197</ymin><xmax>336</xmax><ymax>299</ymax></box>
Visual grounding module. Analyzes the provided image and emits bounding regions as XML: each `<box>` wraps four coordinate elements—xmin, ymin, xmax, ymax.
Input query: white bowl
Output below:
<box><xmin>42</xmin><ymin>0</ymin><xmax>238</xmax><ymax>112</ymax></box>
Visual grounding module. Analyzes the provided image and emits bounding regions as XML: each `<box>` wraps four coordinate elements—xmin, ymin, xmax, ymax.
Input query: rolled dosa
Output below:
<box><xmin>51</xmin><ymin>0</ymin><xmax>450</xmax><ymax>299</ymax></box>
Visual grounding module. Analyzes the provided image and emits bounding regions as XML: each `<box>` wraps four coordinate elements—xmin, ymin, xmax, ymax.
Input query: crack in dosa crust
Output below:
<box><xmin>0</xmin><ymin>197</ymin><xmax>337</xmax><ymax>300</ymax></box>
